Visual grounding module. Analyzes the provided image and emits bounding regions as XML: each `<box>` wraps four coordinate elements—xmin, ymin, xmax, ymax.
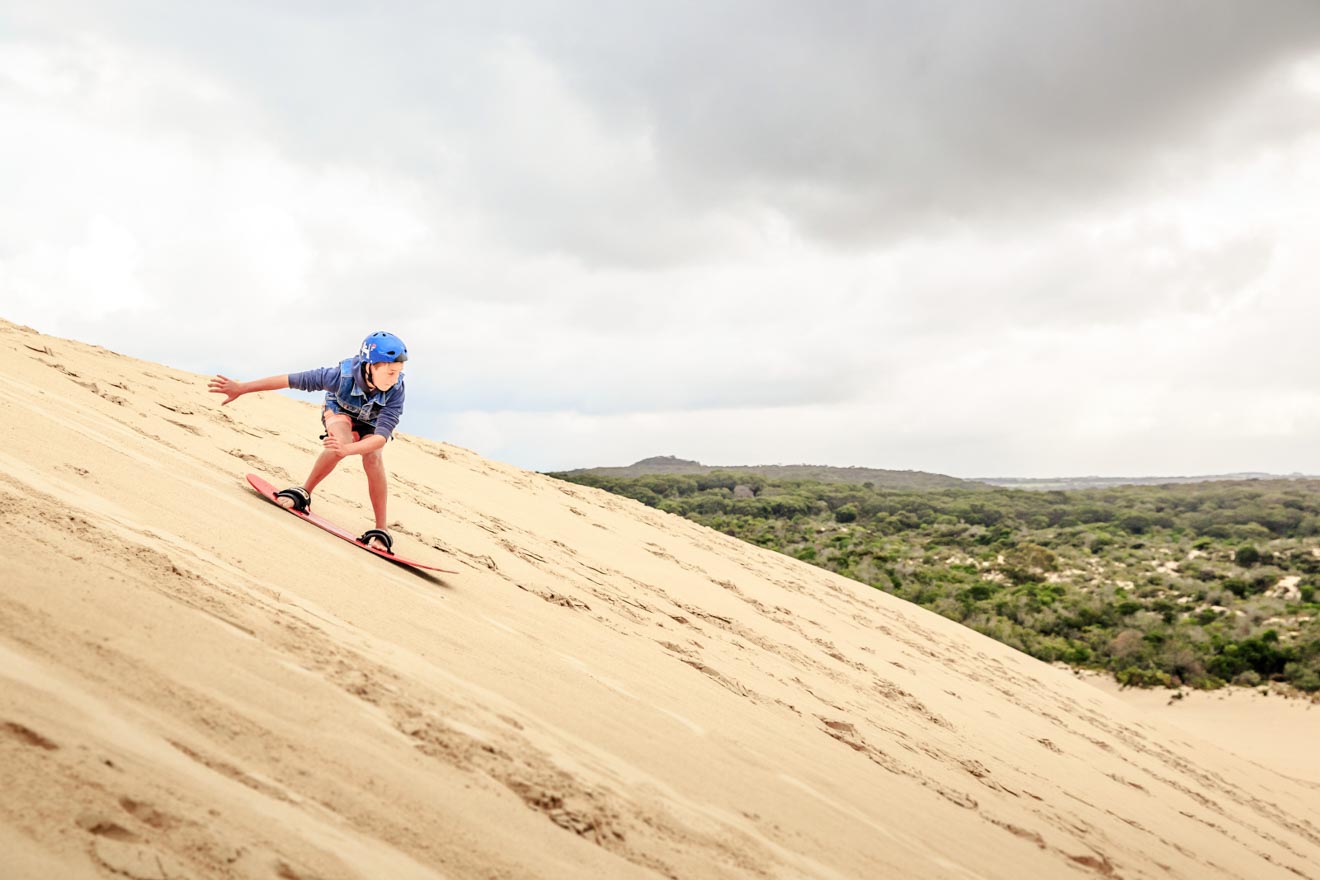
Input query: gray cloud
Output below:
<box><xmin>20</xmin><ymin>1</ymin><xmax>1320</xmax><ymax>262</ymax></box>
<box><xmin>363</xmin><ymin>4</ymin><xmax>1293</xmax><ymax>234</ymax></box>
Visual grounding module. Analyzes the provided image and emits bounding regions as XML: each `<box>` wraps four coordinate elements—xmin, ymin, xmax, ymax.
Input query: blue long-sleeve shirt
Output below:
<box><xmin>288</xmin><ymin>357</ymin><xmax>405</xmax><ymax>440</ymax></box>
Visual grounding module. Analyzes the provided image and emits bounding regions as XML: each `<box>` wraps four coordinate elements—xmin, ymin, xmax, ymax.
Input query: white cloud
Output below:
<box><xmin>0</xmin><ymin>33</ymin><xmax>442</xmax><ymax>371</ymax></box>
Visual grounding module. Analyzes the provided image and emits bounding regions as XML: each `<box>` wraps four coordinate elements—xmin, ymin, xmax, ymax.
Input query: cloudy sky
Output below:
<box><xmin>4</xmin><ymin>1</ymin><xmax>1320</xmax><ymax>477</ymax></box>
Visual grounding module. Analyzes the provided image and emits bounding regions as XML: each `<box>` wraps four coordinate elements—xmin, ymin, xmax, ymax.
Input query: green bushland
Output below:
<box><xmin>547</xmin><ymin>472</ymin><xmax>1320</xmax><ymax>693</ymax></box>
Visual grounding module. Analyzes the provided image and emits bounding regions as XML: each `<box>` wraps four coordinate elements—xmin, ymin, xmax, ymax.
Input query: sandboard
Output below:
<box><xmin>246</xmin><ymin>474</ymin><xmax>456</xmax><ymax>573</ymax></box>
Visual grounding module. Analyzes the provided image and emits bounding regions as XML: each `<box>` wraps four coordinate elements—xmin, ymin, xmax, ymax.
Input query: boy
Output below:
<box><xmin>209</xmin><ymin>331</ymin><xmax>408</xmax><ymax>553</ymax></box>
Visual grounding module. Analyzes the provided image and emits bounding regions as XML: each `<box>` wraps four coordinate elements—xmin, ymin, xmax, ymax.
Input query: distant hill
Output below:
<box><xmin>559</xmin><ymin>459</ymin><xmax>1317</xmax><ymax>493</ymax></box>
<box><xmin>976</xmin><ymin>473</ymin><xmax>1309</xmax><ymax>491</ymax></box>
<box><xmin>556</xmin><ymin>455</ymin><xmax>981</xmax><ymax>490</ymax></box>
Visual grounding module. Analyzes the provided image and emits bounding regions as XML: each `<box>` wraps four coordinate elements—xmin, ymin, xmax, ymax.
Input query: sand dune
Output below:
<box><xmin>1</xmin><ymin>317</ymin><xmax>1318</xmax><ymax>879</ymax></box>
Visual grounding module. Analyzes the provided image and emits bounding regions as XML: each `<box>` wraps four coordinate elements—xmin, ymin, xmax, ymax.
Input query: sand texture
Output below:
<box><xmin>1</xmin><ymin>318</ymin><xmax>1318</xmax><ymax>879</ymax></box>
<box><xmin>1081</xmin><ymin>675</ymin><xmax>1319</xmax><ymax>785</ymax></box>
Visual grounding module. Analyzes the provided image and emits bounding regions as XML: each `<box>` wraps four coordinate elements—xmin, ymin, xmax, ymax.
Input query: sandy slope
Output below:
<box><xmin>0</xmin><ymin>318</ymin><xmax>1317</xmax><ymax>880</ymax></box>
<box><xmin>1081</xmin><ymin>675</ymin><xmax>1320</xmax><ymax>785</ymax></box>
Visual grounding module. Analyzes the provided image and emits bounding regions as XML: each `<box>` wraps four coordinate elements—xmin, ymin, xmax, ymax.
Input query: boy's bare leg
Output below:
<box><xmin>362</xmin><ymin>448</ymin><xmax>389</xmax><ymax>545</ymax></box>
<box><xmin>276</xmin><ymin>418</ymin><xmax>353</xmax><ymax>508</ymax></box>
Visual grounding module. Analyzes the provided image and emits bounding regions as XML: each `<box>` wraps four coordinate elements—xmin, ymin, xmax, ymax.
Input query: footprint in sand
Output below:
<box><xmin>2</xmin><ymin>720</ymin><xmax>59</xmax><ymax>750</ymax></box>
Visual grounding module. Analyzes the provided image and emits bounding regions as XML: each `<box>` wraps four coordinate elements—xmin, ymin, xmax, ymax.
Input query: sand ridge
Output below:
<box><xmin>1</xmin><ymin>317</ymin><xmax>1318</xmax><ymax>879</ymax></box>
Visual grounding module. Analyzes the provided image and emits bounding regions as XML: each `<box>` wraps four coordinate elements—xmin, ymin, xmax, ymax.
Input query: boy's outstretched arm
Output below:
<box><xmin>208</xmin><ymin>374</ymin><xmax>290</xmax><ymax>406</ymax></box>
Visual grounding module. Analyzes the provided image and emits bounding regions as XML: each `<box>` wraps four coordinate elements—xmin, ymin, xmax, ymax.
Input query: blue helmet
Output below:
<box><xmin>360</xmin><ymin>331</ymin><xmax>408</xmax><ymax>363</ymax></box>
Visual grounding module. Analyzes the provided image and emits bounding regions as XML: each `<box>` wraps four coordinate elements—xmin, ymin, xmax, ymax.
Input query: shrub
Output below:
<box><xmin>1120</xmin><ymin>514</ymin><xmax>1153</xmax><ymax>534</ymax></box>
<box><xmin>1223</xmin><ymin>578</ymin><xmax>1250</xmax><ymax>598</ymax></box>
<box><xmin>1284</xmin><ymin>660</ymin><xmax>1320</xmax><ymax>692</ymax></box>
<box><xmin>960</xmin><ymin>582</ymin><xmax>1000</xmax><ymax>603</ymax></box>
<box><xmin>1208</xmin><ymin>631</ymin><xmax>1293</xmax><ymax>679</ymax></box>
<box><xmin>1234</xmin><ymin>545</ymin><xmax>1262</xmax><ymax>567</ymax></box>
<box><xmin>1117</xmin><ymin>667</ymin><xmax>1173</xmax><ymax>688</ymax></box>
<box><xmin>1000</xmin><ymin>543</ymin><xmax>1057</xmax><ymax>585</ymax></box>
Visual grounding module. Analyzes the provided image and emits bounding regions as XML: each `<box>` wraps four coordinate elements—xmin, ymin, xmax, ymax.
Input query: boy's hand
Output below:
<box><xmin>323</xmin><ymin>433</ymin><xmax>349</xmax><ymax>459</ymax></box>
<box><xmin>208</xmin><ymin>375</ymin><xmax>243</xmax><ymax>405</ymax></box>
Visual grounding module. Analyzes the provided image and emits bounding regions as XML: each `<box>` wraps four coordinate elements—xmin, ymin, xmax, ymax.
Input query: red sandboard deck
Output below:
<box><xmin>246</xmin><ymin>474</ymin><xmax>456</xmax><ymax>573</ymax></box>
